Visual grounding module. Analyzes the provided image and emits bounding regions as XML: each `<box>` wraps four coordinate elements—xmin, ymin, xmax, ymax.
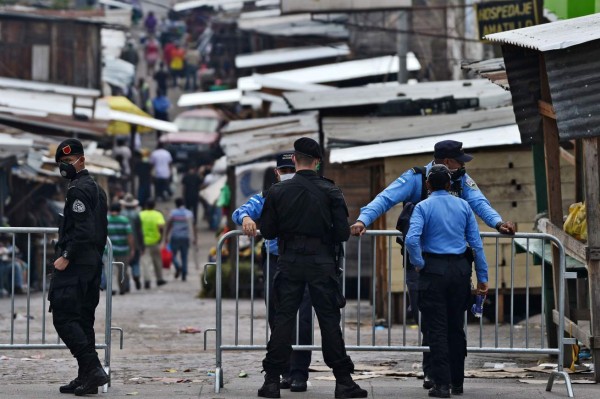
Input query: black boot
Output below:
<box><xmin>134</xmin><ymin>277</ymin><xmax>141</xmax><ymax>290</ymax></box>
<box><xmin>423</xmin><ymin>375</ymin><xmax>435</xmax><ymax>389</ymax></box>
<box><xmin>74</xmin><ymin>367</ymin><xmax>109</xmax><ymax>396</ymax></box>
<box><xmin>428</xmin><ymin>384</ymin><xmax>450</xmax><ymax>398</ymax></box>
<box><xmin>257</xmin><ymin>373</ymin><xmax>280</xmax><ymax>398</ymax></box>
<box><xmin>334</xmin><ymin>375</ymin><xmax>368</xmax><ymax>398</ymax></box>
<box><xmin>59</xmin><ymin>377</ymin><xmax>98</xmax><ymax>394</ymax></box>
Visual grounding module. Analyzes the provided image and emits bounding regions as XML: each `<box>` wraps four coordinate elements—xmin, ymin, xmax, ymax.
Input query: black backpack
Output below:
<box><xmin>395</xmin><ymin>166</ymin><xmax>428</xmax><ymax>246</ymax></box>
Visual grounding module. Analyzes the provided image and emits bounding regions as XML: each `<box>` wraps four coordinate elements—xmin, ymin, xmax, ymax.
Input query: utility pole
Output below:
<box><xmin>397</xmin><ymin>9</ymin><xmax>409</xmax><ymax>83</ymax></box>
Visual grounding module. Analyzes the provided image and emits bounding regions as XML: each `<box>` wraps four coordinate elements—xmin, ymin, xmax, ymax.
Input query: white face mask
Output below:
<box><xmin>279</xmin><ymin>173</ymin><xmax>295</xmax><ymax>181</ymax></box>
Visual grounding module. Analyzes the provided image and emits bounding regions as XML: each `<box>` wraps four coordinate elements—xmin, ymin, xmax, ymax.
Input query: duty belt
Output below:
<box><xmin>281</xmin><ymin>235</ymin><xmax>331</xmax><ymax>255</ymax></box>
<box><xmin>423</xmin><ymin>252</ymin><xmax>466</xmax><ymax>260</ymax></box>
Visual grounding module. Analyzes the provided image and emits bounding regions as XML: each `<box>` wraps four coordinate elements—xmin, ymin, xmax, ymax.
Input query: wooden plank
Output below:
<box><xmin>537</xmin><ymin>218</ymin><xmax>587</xmax><ymax>264</ymax></box>
<box><xmin>583</xmin><ymin>136</ymin><xmax>600</xmax><ymax>381</ymax></box>
<box><xmin>538</xmin><ymin>99</ymin><xmax>556</xmax><ymax>120</ymax></box>
<box><xmin>553</xmin><ymin>310</ymin><xmax>591</xmax><ymax>348</ymax></box>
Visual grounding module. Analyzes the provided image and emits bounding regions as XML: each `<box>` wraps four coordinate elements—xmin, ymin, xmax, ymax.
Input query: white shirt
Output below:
<box><xmin>150</xmin><ymin>148</ymin><xmax>173</xmax><ymax>179</ymax></box>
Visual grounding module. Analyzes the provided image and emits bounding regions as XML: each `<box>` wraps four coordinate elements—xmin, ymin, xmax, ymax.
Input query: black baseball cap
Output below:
<box><xmin>55</xmin><ymin>138</ymin><xmax>84</xmax><ymax>162</ymax></box>
<box><xmin>433</xmin><ymin>140</ymin><xmax>473</xmax><ymax>163</ymax></box>
<box><xmin>276</xmin><ymin>152</ymin><xmax>295</xmax><ymax>169</ymax></box>
<box><xmin>294</xmin><ymin>137</ymin><xmax>322</xmax><ymax>159</ymax></box>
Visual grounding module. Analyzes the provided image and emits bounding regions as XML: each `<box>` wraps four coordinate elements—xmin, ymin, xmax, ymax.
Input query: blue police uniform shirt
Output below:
<box><xmin>232</xmin><ymin>192</ymin><xmax>278</xmax><ymax>256</ymax></box>
<box><xmin>405</xmin><ymin>190</ymin><xmax>488</xmax><ymax>283</ymax></box>
<box><xmin>357</xmin><ymin>161</ymin><xmax>502</xmax><ymax>229</ymax></box>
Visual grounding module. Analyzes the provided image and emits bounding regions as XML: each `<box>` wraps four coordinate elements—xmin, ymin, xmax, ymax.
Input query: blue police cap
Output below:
<box><xmin>294</xmin><ymin>137</ymin><xmax>322</xmax><ymax>159</ymax></box>
<box><xmin>276</xmin><ymin>152</ymin><xmax>295</xmax><ymax>169</ymax></box>
<box><xmin>433</xmin><ymin>140</ymin><xmax>473</xmax><ymax>163</ymax></box>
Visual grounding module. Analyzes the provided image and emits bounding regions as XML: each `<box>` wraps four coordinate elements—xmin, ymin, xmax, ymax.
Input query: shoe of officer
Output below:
<box><xmin>157</xmin><ymin>279</ymin><xmax>167</xmax><ymax>286</ymax></box>
<box><xmin>257</xmin><ymin>373</ymin><xmax>280</xmax><ymax>398</ymax></box>
<box><xmin>74</xmin><ymin>366</ymin><xmax>109</xmax><ymax>396</ymax></box>
<box><xmin>428</xmin><ymin>384</ymin><xmax>451</xmax><ymax>398</ymax></box>
<box><xmin>451</xmin><ymin>384</ymin><xmax>463</xmax><ymax>395</ymax></box>
<box><xmin>423</xmin><ymin>375</ymin><xmax>435</xmax><ymax>389</ymax></box>
<box><xmin>279</xmin><ymin>375</ymin><xmax>291</xmax><ymax>390</ymax></box>
<box><xmin>334</xmin><ymin>374</ymin><xmax>368</xmax><ymax>398</ymax></box>
<box><xmin>59</xmin><ymin>377</ymin><xmax>98</xmax><ymax>394</ymax></box>
<box><xmin>290</xmin><ymin>377</ymin><xmax>307</xmax><ymax>392</ymax></box>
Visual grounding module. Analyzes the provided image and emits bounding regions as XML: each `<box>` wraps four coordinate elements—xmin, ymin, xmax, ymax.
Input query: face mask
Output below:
<box><xmin>59</xmin><ymin>157</ymin><xmax>80</xmax><ymax>179</ymax></box>
<box><xmin>279</xmin><ymin>173</ymin><xmax>295</xmax><ymax>181</ymax></box>
<box><xmin>449</xmin><ymin>166</ymin><xmax>466</xmax><ymax>180</ymax></box>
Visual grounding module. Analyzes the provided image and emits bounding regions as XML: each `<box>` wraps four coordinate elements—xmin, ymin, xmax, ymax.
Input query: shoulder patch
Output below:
<box><xmin>465</xmin><ymin>177</ymin><xmax>479</xmax><ymax>190</ymax></box>
<box><xmin>72</xmin><ymin>199</ymin><xmax>86</xmax><ymax>213</ymax></box>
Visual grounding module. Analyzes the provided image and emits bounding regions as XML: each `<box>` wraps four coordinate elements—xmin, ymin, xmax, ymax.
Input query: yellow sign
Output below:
<box><xmin>476</xmin><ymin>0</ymin><xmax>541</xmax><ymax>38</ymax></box>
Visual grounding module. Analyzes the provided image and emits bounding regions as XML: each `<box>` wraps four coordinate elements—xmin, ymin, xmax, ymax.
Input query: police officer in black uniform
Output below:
<box><xmin>50</xmin><ymin>139</ymin><xmax>109</xmax><ymax>396</ymax></box>
<box><xmin>257</xmin><ymin>137</ymin><xmax>367</xmax><ymax>399</ymax></box>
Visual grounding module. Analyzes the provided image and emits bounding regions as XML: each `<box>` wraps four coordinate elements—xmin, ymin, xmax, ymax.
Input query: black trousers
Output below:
<box><xmin>262</xmin><ymin>252</ymin><xmax>312</xmax><ymax>380</ymax></box>
<box><xmin>405</xmin><ymin>263</ymin><xmax>431</xmax><ymax>377</ymax></box>
<box><xmin>262</xmin><ymin>252</ymin><xmax>354</xmax><ymax>377</ymax></box>
<box><xmin>418</xmin><ymin>255</ymin><xmax>471</xmax><ymax>386</ymax></box>
<box><xmin>50</xmin><ymin>265</ymin><xmax>102</xmax><ymax>376</ymax></box>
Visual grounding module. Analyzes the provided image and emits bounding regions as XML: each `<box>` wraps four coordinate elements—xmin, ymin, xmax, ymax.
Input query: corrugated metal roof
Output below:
<box><xmin>284</xmin><ymin>79</ymin><xmax>511</xmax><ymax>111</ymax></box>
<box><xmin>238</xmin><ymin>54</ymin><xmax>420</xmax><ymax>89</ymax></box>
<box><xmin>237</xmin><ymin>74</ymin><xmax>331</xmax><ymax>92</ymax></box>
<box><xmin>485</xmin><ymin>13</ymin><xmax>600</xmax><ymax>51</ymax></box>
<box><xmin>178</xmin><ymin>89</ymin><xmax>242</xmax><ymax>107</ymax></box>
<box><xmin>330</xmin><ymin>124</ymin><xmax>521</xmax><ymax>164</ymax></box>
<box><xmin>235</xmin><ymin>43</ymin><xmax>350</xmax><ymax>69</ymax></box>
<box><xmin>324</xmin><ymin>107</ymin><xmax>517</xmax><ymax>147</ymax></box>
<box><xmin>0</xmin><ymin>77</ymin><xmax>100</xmax><ymax>97</ymax></box>
<box><xmin>221</xmin><ymin>113</ymin><xmax>318</xmax><ymax>166</ymax></box>
<box><xmin>485</xmin><ymin>13</ymin><xmax>600</xmax><ymax>142</ymax></box>
<box><xmin>461</xmin><ymin>58</ymin><xmax>509</xmax><ymax>91</ymax></box>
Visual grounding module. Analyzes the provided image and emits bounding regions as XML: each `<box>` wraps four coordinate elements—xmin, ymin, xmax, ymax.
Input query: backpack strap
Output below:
<box><xmin>410</xmin><ymin>166</ymin><xmax>428</xmax><ymax>203</ymax></box>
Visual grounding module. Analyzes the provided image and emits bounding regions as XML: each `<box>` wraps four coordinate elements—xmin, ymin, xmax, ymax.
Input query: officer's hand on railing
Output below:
<box><xmin>350</xmin><ymin>221</ymin><xmax>366</xmax><ymax>236</ymax></box>
<box><xmin>477</xmin><ymin>282</ymin><xmax>488</xmax><ymax>295</ymax></box>
<box><xmin>242</xmin><ymin>216</ymin><xmax>258</xmax><ymax>237</ymax></box>
<box><xmin>497</xmin><ymin>221</ymin><xmax>516</xmax><ymax>235</ymax></box>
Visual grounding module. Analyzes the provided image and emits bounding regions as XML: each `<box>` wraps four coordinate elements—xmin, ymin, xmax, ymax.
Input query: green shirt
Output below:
<box><xmin>139</xmin><ymin>209</ymin><xmax>165</xmax><ymax>246</ymax></box>
<box><xmin>107</xmin><ymin>214</ymin><xmax>132</xmax><ymax>256</ymax></box>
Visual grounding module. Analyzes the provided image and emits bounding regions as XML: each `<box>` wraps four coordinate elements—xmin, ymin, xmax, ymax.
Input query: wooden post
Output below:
<box><xmin>539</xmin><ymin>55</ymin><xmax>569</xmax><ymax>358</ymax></box>
<box><xmin>371</xmin><ymin>163</ymin><xmax>388</xmax><ymax>319</ymax></box>
<box><xmin>582</xmin><ymin>137</ymin><xmax>600</xmax><ymax>381</ymax></box>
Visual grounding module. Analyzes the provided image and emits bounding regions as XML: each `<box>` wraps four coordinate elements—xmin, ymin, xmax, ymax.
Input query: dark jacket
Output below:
<box><xmin>260</xmin><ymin>170</ymin><xmax>350</xmax><ymax>245</ymax></box>
<box><xmin>57</xmin><ymin>170</ymin><xmax>108</xmax><ymax>266</ymax></box>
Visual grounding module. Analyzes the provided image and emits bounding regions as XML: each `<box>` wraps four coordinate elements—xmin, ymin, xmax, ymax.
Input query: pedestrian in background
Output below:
<box><xmin>405</xmin><ymin>164</ymin><xmax>489</xmax><ymax>398</ymax></box>
<box><xmin>120</xmin><ymin>194</ymin><xmax>145</xmax><ymax>290</ymax></box>
<box><xmin>164</xmin><ymin>198</ymin><xmax>196</xmax><ymax>281</ymax></box>
<box><xmin>139</xmin><ymin>198</ymin><xmax>167</xmax><ymax>289</ymax></box>
<box><xmin>257</xmin><ymin>138</ymin><xmax>367</xmax><ymax>399</ymax></box>
<box><xmin>149</xmin><ymin>142</ymin><xmax>173</xmax><ymax>201</ymax></box>
<box><xmin>181</xmin><ymin>164</ymin><xmax>203</xmax><ymax>225</ymax></box>
<box><xmin>50</xmin><ymin>139</ymin><xmax>109</xmax><ymax>395</ymax></box>
<box><xmin>152</xmin><ymin>89</ymin><xmax>171</xmax><ymax>123</ymax></box>
<box><xmin>153</xmin><ymin>62</ymin><xmax>169</xmax><ymax>96</ymax></box>
<box><xmin>107</xmin><ymin>202</ymin><xmax>134</xmax><ymax>295</ymax></box>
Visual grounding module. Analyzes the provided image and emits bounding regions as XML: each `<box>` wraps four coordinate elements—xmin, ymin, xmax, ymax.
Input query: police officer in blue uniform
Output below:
<box><xmin>233</xmin><ymin>152</ymin><xmax>313</xmax><ymax>392</ymax></box>
<box><xmin>350</xmin><ymin>140</ymin><xmax>514</xmax><ymax>388</ymax></box>
<box><xmin>51</xmin><ymin>139</ymin><xmax>109</xmax><ymax>396</ymax></box>
<box><xmin>257</xmin><ymin>138</ymin><xmax>367</xmax><ymax>399</ymax></box>
<box><xmin>405</xmin><ymin>165</ymin><xmax>489</xmax><ymax>398</ymax></box>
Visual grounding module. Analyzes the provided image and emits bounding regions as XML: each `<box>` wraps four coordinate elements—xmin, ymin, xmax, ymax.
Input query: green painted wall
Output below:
<box><xmin>545</xmin><ymin>0</ymin><xmax>597</xmax><ymax>19</ymax></box>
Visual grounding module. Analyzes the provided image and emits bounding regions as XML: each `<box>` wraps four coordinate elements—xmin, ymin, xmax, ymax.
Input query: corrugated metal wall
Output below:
<box><xmin>0</xmin><ymin>17</ymin><xmax>101</xmax><ymax>89</ymax></box>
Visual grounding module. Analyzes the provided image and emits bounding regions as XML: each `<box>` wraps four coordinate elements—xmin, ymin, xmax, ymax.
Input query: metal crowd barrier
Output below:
<box><xmin>206</xmin><ymin>230</ymin><xmax>573</xmax><ymax>397</ymax></box>
<box><xmin>0</xmin><ymin>227</ymin><xmax>123</xmax><ymax>392</ymax></box>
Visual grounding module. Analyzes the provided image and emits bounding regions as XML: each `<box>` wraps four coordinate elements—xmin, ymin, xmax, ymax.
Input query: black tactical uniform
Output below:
<box><xmin>50</xmin><ymin>139</ymin><xmax>109</xmax><ymax>395</ymax></box>
<box><xmin>258</xmin><ymin>137</ymin><xmax>366</xmax><ymax>399</ymax></box>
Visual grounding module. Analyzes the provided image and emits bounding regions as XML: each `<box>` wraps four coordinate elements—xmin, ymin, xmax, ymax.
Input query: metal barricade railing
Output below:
<box><xmin>207</xmin><ymin>230</ymin><xmax>573</xmax><ymax>397</ymax></box>
<box><xmin>0</xmin><ymin>227</ymin><xmax>123</xmax><ymax>392</ymax></box>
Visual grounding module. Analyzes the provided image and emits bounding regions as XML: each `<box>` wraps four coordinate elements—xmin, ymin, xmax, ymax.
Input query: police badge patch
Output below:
<box><xmin>466</xmin><ymin>178</ymin><xmax>479</xmax><ymax>190</ymax></box>
<box><xmin>73</xmin><ymin>199</ymin><xmax>86</xmax><ymax>213</ymax></box>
